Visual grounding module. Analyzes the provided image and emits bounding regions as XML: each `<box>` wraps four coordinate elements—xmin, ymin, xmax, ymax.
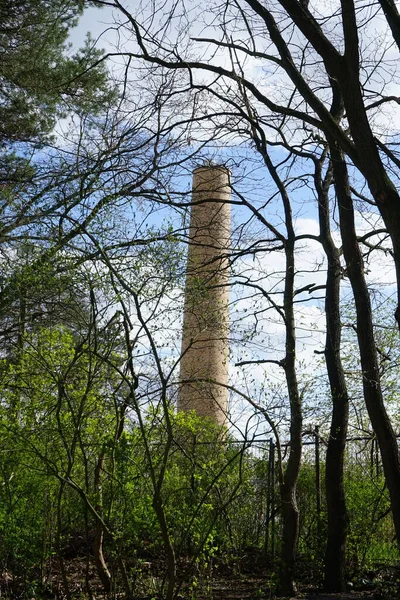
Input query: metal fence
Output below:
<box><xmin>221</xmin><ymin>429</ymin><xmax>397</xmax><ymax>567</ymax></box>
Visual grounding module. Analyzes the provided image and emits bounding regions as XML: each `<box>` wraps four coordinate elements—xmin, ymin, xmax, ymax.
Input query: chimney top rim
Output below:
<box><xmin>193</xmin><ymin>164</ymin><xmax>231</xmax><ymax>174</ymax></box>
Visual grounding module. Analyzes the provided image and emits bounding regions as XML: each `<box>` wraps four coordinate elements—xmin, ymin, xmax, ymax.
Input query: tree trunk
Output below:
<box><xmin>331</xmin><ymin>142</ymin><xmax>400</xmax><ymax>547</ymax></box>
<box><xmin>273</xmin><ymin>0</ymin><xmax>400</xmax><ymax>329</ymax></box>
<box><xmin>93</xmin><ymin>449</ymin><xmax>112</xmax><ymax>593</ymax></box>
<box><xmin>153</xmin><ymin>496</ymin><xmax>177</xmax><ymax>600</ymax></box>
<box><xmin>56</xmin><ymin>481</ymin><xmax>71</xmax><ymax>600</ymax></box>
<box><xmin>338</xmin><ymin>59</ymin><xmax>400</xmax><ymax>330</ymax></box>
<box><xmin>280</xmin><ymin>220</ymin><xmax>302</xmax><ymax>597</ymax></box>
<box><xmin>378</xmin><ymin>0</ymin><xmax>400</xmax><ymax>51</ymax></box>
<box><xmin>315</xmin><ymin>159</ymin><xmax>350</xmax><ymax>591</ymax></box>
<box><xmin>258</xmin><ymin>148</ymin><xmax>302</xmax><ymax>596</ymax></box>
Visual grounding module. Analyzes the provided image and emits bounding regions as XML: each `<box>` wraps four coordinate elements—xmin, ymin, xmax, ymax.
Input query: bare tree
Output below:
<box><xmin>87</xmin><ymin>1</ymin><xmax>400</xmax><ymax>590</ymax></box>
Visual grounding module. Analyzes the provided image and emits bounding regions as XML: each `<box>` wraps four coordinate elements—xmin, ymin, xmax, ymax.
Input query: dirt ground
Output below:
<box><xmin>1</xmin><ymin>555</ymin><xmax>397</xmax><ymax>599</ymax></box>
<box><xmin>208</xmin><ymin>581</ymin><xmax>381</xmax><ymax>600</ymax></box>
<box><xmin>301</xmin><ymin>595</ymin><xmax>378</xmax><ymax>600</ymax></box>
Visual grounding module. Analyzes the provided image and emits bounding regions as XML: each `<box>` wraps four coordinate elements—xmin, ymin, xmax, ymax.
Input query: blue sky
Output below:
<box><xmin>62</xmin><ymin>1</ymin><xmax>398</xmax><ymax>438</ymax></box>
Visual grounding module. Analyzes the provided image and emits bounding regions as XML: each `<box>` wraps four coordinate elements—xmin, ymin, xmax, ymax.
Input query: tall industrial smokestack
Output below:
<box><xmin>178</xmin><ymin>165</ymin><xmax>231</xmax><ymax>426</ymax></box>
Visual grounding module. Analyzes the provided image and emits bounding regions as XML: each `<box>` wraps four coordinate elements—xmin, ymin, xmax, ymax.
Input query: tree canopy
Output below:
<box><xmin>0</xmin><ymin>0</ymin><xmax>115</xmax><ymax>147</ymax></box>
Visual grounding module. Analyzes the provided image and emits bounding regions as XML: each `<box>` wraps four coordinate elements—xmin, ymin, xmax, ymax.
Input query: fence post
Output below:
<box><xmin>271</xmin><ymin>440</ymin><xmax>275</xmax><ymax>560</ymax></box>
<box><xmin>315</xmin><ymin>425</ymin><xmax>321</xmax><ymax>546</ymax></box>
<box><xmin>265</xmin><ymin>438</ymin><xmax>272</xmax><ymax>555</ymax></box>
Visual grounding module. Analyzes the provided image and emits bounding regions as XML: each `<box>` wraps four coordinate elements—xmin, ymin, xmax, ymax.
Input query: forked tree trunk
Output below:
<box><xmin>331</xmin><ymin>142</ymin><xmax>400</xmax><ymax>548</ymax></box>
<box><xmin>272</xmin><ymin>0</ymin><xmax>400</xmax><ymax>329</ymax></box>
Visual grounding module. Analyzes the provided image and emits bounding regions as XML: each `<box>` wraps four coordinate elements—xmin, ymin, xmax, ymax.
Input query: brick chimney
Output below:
<box><xmin>178</xmin><ymin>165</ymin><xmax>231</xmax><ymax>425</ymax></box>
